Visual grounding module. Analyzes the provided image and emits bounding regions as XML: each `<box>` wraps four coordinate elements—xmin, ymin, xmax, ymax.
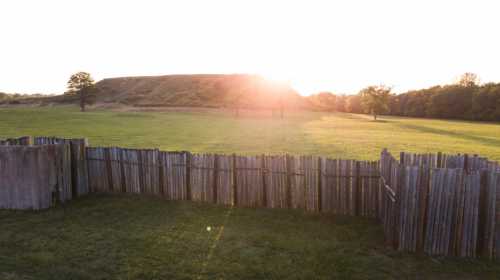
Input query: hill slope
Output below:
<box><xmin>94</xmin><ymin>74</ymin><xmax>306</xmax><ymax>109</ymax></box>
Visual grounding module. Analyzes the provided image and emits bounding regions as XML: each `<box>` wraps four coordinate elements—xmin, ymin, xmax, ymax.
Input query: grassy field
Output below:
<box><xmin>1</xmin><ymin>106</ymin><xmax>500</xmax><ymax>160</ymax></box>
<box><xmin>2</xmin><ymin>106</ymin><xmax>500</xmax><ymax>279</ymax></box>
<box><xmin>1</xmin><ymin>194</ymin><xmax>499</xmax><ymax>280</ymax></box>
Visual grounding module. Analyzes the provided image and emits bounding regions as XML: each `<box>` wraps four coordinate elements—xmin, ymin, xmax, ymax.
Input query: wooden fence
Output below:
<box><xmin>0</xmin><ymin>136</ymin><xmax>32</xmax><ymax>146</ymax></box>
<box><xmin>399</xmin><ymin>151</ymin><xmax>499</xmax><ymax>171</ymax></box>
<box><xmin>380</xmin><ymin>149</ymin><xmax>500</xmax><ymax>260</ymax></box>
<box><xmin>0</xmin><ymin>136</ymin><xmax>89</xmax><ymax>209</ymax></box>
<box><xmin>3</xmin><ymin>135</ymin><xmax>500</xmax><ymax>261</ymax></box>
<box><xmin>86</xmin><ymin>147</ymin><xmax>381</xmax><ymax>215</ymax></box>
<box><xmin>0</xmin><ymin>144</ymin><xmax>72</xmax><ymax>210</ymax></box>
<box><xmin>34</xmin><ymin>137</ymin><xmax>89</xmax><ymax>196</ymax></box>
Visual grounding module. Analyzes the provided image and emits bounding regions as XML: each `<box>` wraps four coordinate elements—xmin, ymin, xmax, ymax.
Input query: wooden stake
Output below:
<box><xmin>232</xmin><ymin>153</ymin><xmax>238</xmax><ymax>206</ymax></box>
<box><xmin>213</xmin><ymin>154</ymin><xmax>219</xmax><ymax>203</ymax></box>
<box><xmin>185</xmin><ymin>151</ymin><xmax>192</xmax><ymax>200</ymax></box>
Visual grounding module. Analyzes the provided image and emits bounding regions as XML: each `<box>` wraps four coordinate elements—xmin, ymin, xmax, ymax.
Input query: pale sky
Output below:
<box><xmin>1</xmin><ymin>0</ymin><xmax>499</xmax><ymax>95</ymax></box>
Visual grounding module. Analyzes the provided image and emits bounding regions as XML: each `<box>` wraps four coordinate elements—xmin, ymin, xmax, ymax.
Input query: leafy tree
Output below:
<box><xmin>426</xmin><ymin>85</ymin><xmax>474</xmax><ymax>119</ymax></box>
<box><xmin>316</xmin><ymin>92</ymin><xmax>336</xmax><ymax>111</ymax></box>
<box><xmin>360</xmin><ymin>85</ymin><xmax>391</xmax><ymax>120</ymax></box>
<box><xmin>67</xmin><ymin>72</ymin><xmax>96</xmax><ymax>112</ymax></box>
<box><xmin>345</xmin><ymin>94</ymin><xmax>363</xmax><ymax>113</ymax></box>
<box><xmin>335</xmin><ymin>95</ymin><xmax>347</xmax><ymax>112</ymax></box>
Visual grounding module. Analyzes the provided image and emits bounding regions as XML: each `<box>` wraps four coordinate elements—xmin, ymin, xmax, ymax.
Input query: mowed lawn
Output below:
<box><xmin>1</xmin><ymin>106</ymin><xmax>500</xmax><ymax>160</ymax></box>
<box><xmin>1</xmin><ymin>194</ymin><xmax>499</xmax><ymax>280</ymax></box>
<box><xmin>2</xmin><ymin>106</ymin><xmax>500</xmax><ymax>279</ymax></box>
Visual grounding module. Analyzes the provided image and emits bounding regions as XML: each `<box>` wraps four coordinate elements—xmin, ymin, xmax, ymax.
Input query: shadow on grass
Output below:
<box><xmin>396</xmin><ymin>123</ymin><xmax>500</xmax><ymax>147</ymax></box>
<box><xmin>1</xmin><ymin>194</ymin><xmax>499</xmax><ymax>279</ymax></box>
<box><xmin>334</xmin><ymin>113</ymin><xmax>393</xmax><ymax>123</ymax></box>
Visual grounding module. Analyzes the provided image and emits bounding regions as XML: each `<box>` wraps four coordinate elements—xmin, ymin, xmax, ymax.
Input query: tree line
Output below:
<box><xmin>312</xmin><ymin>73</ymin><xmax>500</xmax><ymax>121</ymax></box>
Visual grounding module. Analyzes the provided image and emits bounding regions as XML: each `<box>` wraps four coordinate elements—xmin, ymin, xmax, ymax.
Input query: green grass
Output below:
<box><xmin>2</xmin><ymin>107</ymin><xmax>500</xmax><ymax>278</ymax></box>
<box><xmin>1</xmin><ymin>194</ymin><xmax>499</xmax><ymax>280</ymax></box>
<box><xmin>1</xmin><ymin>106</ymin><xmax>500</xmax><ymax>160</ymax></box>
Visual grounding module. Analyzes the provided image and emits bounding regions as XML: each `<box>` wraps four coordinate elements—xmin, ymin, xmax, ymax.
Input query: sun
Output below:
<box><xmin>260</xmin><ymin>69</ymin><xmax>317</xmax><ymax>95</ymax></box>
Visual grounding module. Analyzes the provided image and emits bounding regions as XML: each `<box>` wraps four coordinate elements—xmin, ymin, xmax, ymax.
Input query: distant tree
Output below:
<box><xmin>387</xmin><ymin>94</ymin><xmax>401</xmax><ymax>115</ymax></box>
<box><xmin>426</xmin><ymin>85</ymin><xmax>474</xmax><ymax>119</ymax></box>
<box><xmin>67</xmin><ymin>72</ymin><xmax>96</xmax><ymax>112</ymax></box>
<box><xmin>335</xmin><ymin>95</ymin><xmax>347</xmax><ymax>112</ymax></box>
<box><xmin>307</xmin><ymin>92</ymin><xmax>335</xmax><ymax>111</ymax></box>
<box><xmin>345</xmin><ymin>94</ymin><xmax>363</xmax><ymax>113</ymax></box>
<box><xmin>360</xmin><ymin>85</ymin><xmax>391</xmax><ymax>120</ymax></box>
<box><xmin>457</xmin><ymin>72</ymin><xmax>480</xmax><ymax>87</ymax></box>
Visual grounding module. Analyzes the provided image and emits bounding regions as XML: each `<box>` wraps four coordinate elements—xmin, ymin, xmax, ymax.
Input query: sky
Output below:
<box><xmin>1</xmin><ymin>0</ymin><xmax>499</xmax><ymax>96</ymax></box>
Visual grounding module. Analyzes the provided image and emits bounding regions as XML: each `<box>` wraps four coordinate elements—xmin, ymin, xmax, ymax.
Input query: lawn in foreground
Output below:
<box><xmin>1</xmin><ymin>106</ymin><xmax>500</xmax><ymax>160</ymax></box>
<box><xmin>0</xmin><ymin>194</ymin><xmax>499</xmax><ymax>280</ymax></box>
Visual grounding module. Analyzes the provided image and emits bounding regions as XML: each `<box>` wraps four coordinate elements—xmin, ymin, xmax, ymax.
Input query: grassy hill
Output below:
<box><xmin>95</xmin><ymin>74</ymin><xmax>305</xmax><ymax>109</ymax></box>
<box><xmin>1</xmin><ymin>74</ymin><xmax>340</xmax><ymax>111</ymax></box>
<box><xmin>0</xmin><ymin>74</ymin><xmax>311</xmax><ymax>109</ymax></box>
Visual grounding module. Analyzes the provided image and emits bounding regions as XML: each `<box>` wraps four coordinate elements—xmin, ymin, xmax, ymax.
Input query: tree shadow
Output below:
<box><xmin>336</xmin><ymin>113</ymin><xmax>392</xmax><ymax>123</ymax></box>
<box><xmin>396</xmin><ymin>123</ymin><xmax>500</xmax><ymax>147</ymax></box>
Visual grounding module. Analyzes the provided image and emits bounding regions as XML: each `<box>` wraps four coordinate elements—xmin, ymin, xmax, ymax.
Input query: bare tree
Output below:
<box><xmin>457</xmin><ymin>72</ymin><xmax>480</xmax><ymax>87</ymax></box>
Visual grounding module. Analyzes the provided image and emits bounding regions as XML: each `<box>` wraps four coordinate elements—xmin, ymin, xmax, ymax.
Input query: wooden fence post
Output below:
<box><xmin>104</xmin><ymin>148</ymin><xmax>114</xmax><ymax>192</ymax></box>
<box><xmin>119</xmin><ymin>149</ymin><xmax>127</xmax><ymax>193</ymax></box>
<box><xmin>261</xmin><ymin>154</ymin><xmax>267</xmax><ymax>208</ymax></box>
<box><xmin>285</xmin><ymin>154</ymin><xmax>292</xmax><ymax>209</ymax></box>
<box><xmin>185</xmin><ymin>151</ymin><xmax>192</xmax><ymax>200</ymax></box>
<box><xmin>85</xmin><ymin>147</ymin><xmax>92</xmax><ymax>193</ymax></box>
<box><xmin>232</xmin><ymin>153</ymin><xmax>238</xmax><ymax>206</ymax></box>
<box><xmin>212</xmin><ymin>154</ymin><xmax>219</xmax><ymax>203</ymax></box>
<box><xmin>374</xmin><ymin>161</ymin><xmax>380</xmax><ymax>217</ymax></box>
<box><xmin>477</xmin><ymin>169</ymin><xmax>488</xmax><ymax>257</ymax></box>
<box><xmin>317</xmin><ymin>157</ymin><xmax>322</xmax><ymax>212</ymax></box>
<box><xmin>416</xmin><ymin>165</ymin><xmax>430</xmax><ymax>253</ymax></box>
<box><xmin>394</xmin><ymin>162</ymin><xmax>405</xmax><ymax>250</ymax></box>
<box><xmin>464</xmin><ymin>154</ymin><xmax>469</xmax><ymax>173</ymax></box>
<box><xmin>355</xmin><ymin>161</ymin><xmax>361</xmax><ymax>216</ymax></box>
<box><xmin>137</xmin><ymin>150</ymin><xmax>145</xmax><ymax>194</ymax></box>
<box><xmin>158</xmin><ymin>152</ymin><xmax>165</xmax><ymax>196</ymax></box>
<box><xmin>83</xmin><ymin>139</ymin><xmax>90</xmax><ymax>193</ymax></box>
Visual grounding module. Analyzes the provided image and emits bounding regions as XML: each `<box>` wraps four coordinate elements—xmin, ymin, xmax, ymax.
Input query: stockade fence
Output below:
<box><xmin>86</xmin><ymin>147</ymin><xmax>380</xmax><ymax>216</ymax></box>
<box><xmin>0</xmin><ymin>136</ymin><xmax>89</xmax><ymax>210</ymax></box>
<box><xmin>34</xmin><ymin>137</ymin><xmax>89</xmax><ymax>197</ymax></box>
<box><xmin>380</xmin><ymin>149</ymin><xmax>500</xmax><ymax>260</ymax></box>
<box><xmin>0</xmin><ymin>144</ymin><xmax>72</xmax><ymax>209</ymax></box>
<box><xmin>2</xmin><ymin>135</ymin><xmax>500</xmax><ymax>261</ymax></box>
<box><xmin>0</xmin><ymin>136</ymin><xmax>32</xmax><ymax>146</ymax></box>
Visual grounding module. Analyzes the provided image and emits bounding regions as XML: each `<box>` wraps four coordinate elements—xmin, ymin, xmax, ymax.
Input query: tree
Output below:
<box><xmin>335</xmin><ymin>95</ymin><xmax>347</xmax><ymax>112</ymax></box>
<box><xmin>360</xmin><ymin>85</ymin><xmax>391</xmax><ymax>120</ymax></box>
<box><xmin>67</xmin><ymin>72</ymin><xmax>95</xmax><ymax>112</ymax></box>
<box><xmin>308</xmin><ymin>92</ymin><xmax>336</xmax><ymax>111</ymax></box>
<box><xmin>457</xmin><ymin>72</ymin><xmax>480</xmax><ymax>87</ymax></box>
<box><xmin>345</xmin><ymin>94</ymin><xmax>363</xmax><ymax>113</ymax></box>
